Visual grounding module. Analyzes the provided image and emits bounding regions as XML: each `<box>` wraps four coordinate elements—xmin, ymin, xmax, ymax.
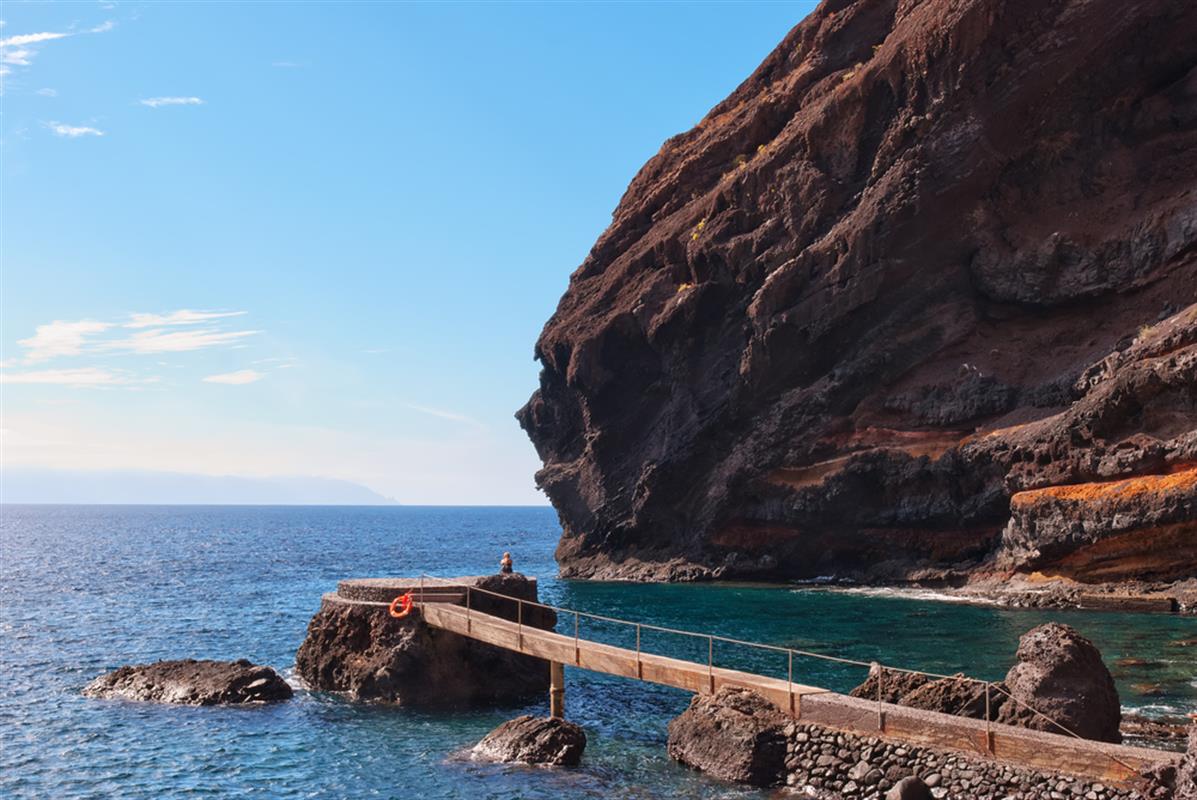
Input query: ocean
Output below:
<box><xmin>1</xmin><ymin>505</ymin><xmax>1193</xmax><ymax>799</ymax></box>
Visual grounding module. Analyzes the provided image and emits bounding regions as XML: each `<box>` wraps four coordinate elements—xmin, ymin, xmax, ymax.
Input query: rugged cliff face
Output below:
<box><xmin>518</xmin><ymin>0</ymin><xmax>1197</xmax><ymax>584</ymax></box>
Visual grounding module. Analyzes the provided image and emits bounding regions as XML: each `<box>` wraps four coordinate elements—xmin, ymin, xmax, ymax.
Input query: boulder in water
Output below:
<box><xmin>471</xmin><ymin>715</ymin><xmax>586</xmax><ymax>766</ymax></box>
<box><xmin>295</xmin><ymin>573</ymin><xmax>552</xmax><ymax>707</ymax></box>
<box><xmin>83</xmin><ymin>658</ymin><xmax>292</xmax><ymax>705</ymax></box>
<box><xmin>667</xmin><ymin>687</ymin><xmax>788</xmax><ymax>787</ymax></box>
<box><xmin>994</xmin><ymin>623</ymin><xmax>1122</xmax><ymax>743</ymax></box>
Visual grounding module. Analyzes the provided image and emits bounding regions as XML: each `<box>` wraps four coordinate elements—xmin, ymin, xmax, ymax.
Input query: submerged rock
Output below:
<box><xmin>471</xmin><ymin>715</ymin><xmax>586</xmax><ymax>766</ymax></box>
<box><xmin>83</xmin><ymin>658</ymin><xmax>292</xmax><ymax>705</ymax></box>
<box><xmin>517</xmin><ymin>0</ymin><xmax>1197</xmax><ymax>589</ymax></box>
<box><xmin>667</xmin><ymin>687</ymin><xmax>788</xmax><ymax>787</ymax></box>
<box><xmin>295</xmin><ymin>573</ymin><xmax>552</xmax><ymax>707</ymax></box>
<box><xmin>994</xmin><ymin>623</ymin><xmax>1122</xmax><ymax>743</ymax></box>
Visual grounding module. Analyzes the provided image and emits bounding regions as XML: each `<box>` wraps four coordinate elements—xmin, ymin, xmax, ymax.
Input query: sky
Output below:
<box><xmin>1</xmin><ymin>1</ymin><xmax>814</xmax><ymax>505</ymax></box>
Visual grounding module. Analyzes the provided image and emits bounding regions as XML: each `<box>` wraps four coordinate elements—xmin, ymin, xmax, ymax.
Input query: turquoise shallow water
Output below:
<box><xmin>1</xmin><ymin>505</ymin><xmax>1193</xmax><ymax>799</ymax></box>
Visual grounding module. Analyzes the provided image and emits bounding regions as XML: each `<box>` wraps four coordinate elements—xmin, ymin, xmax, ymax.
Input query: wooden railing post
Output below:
<box><xmin>549</xmin><ymin>661</ymin><xmax>565</xmax><ymax>718</ymax></box>
<box><xmin>636</xmin><ymin>624</ymin><xmax>642</xmax><ymax>679</ymax></box>
<box><xmin>874</xmin><ymin>662</ymin><xmax>885</xmax><ymax>731</ymax></box>
<box><xmin>574</xmin><ymin>611</ymin><xmax>580</xmax><ymax>665</ymax></box>
<box><xmin>788</xmin><ymin>649</ymin><xmax>795</xmax><ymax>716</ymax></box>
<box><xmin>708</xmin><ymin>636</ymin><xmax>715</xmax><ymax>693</ymax></box>
<box><xmin>517</xmin><ymin>598</ymin><xmax>523</xmax><ymax>650</ymax></box>
<box><xmin>985</xmin><ymin>681</ymin><xmax>994</xmax><ymax>754</ymax></box>
<box><xmin>466</xmin><ymin>586</ymin><xmax>472</xmax><ymax>634</ymax></box>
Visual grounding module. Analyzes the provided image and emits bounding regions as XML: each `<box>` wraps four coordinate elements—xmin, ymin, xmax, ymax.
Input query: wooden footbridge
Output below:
<box><xmin>327</xmin><ymin>575</ymin><xmax>1180</xmax><ymax>788</ymax></box>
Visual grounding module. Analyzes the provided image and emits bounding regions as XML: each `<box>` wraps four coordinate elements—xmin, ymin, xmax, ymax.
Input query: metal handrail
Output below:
<box><xmin>411</xmin><ymin>573</ymin><xmax>1146</xmax><ymax>779</ymax></box>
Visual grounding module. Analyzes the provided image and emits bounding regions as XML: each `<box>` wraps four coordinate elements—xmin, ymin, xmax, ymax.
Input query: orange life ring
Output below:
<box><xmin>389</xmin><ymin>591</ymin><xmax>414</xmax><ymax>619</ymax></box>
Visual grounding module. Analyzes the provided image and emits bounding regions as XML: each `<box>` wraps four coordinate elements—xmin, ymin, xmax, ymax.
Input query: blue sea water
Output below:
<box><xmin>1</xmin><ymin>505</ymin><xmax>1193</xmax><ymax>799</ymax></box>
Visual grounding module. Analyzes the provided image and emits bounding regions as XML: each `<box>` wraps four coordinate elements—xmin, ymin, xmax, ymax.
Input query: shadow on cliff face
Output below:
<box><xmin>517</xmin><ymin>0</ymin><xmax>1197</xmax><ymax>585</ymax></box>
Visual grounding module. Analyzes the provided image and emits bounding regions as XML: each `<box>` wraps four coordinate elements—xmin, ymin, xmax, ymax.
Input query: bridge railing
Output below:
<box><xmin>412</xmin><ymin>573</ymin><xmax>1145</xmax><ymax>780</ymax></box>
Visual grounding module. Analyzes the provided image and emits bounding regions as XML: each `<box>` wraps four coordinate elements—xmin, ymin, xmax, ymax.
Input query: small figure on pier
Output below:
<box><xmin>499</xmin><ymin>552</ymin><xmax>514</xmax><ymax>574</ymax></box>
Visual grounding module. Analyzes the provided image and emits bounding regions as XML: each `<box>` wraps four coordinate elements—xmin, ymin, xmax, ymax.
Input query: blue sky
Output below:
<box><xmin>1</xmin><ymin>1</ymin><xmax>813</xmax><ymax>504</ymax></box>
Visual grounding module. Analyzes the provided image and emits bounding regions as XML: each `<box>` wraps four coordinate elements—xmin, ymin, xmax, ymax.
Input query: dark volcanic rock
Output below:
<box><xmin>1178</xmin><ymin>723</ymin><xmax>1197</xmax><ymax>800</ymax></box>
<box><xmin>994</xmin><ymin>623</ymin><xmax>1122</xmax><ymax>743</ymax></box>
<box><xmin>849</xmin><ymin>666</ymin><xmax>931</xmax><ymax>704</ymax></box>
<box><xmin>471</xmin><ymin>715</ymin><xmax>586</xmax><ymax>766</ymax></box>
<box><xmin>849</xmin><ymin>624</ymin><xmax>1119</xmax><ymax>743</ymax></box>
<box><xmin>886</xmin><ymin>776</ymin><xmax>932</xmax><ymax>800</ymax></box>
<box><xmin>517</xmin><ymin>0</ymin><xmax>1197</xmax><ymax>584</ymax></box>
<box><xmin>83</xmin><ymin>659</ymin><xmax>292</xmax><ymax>705</ymax></box>
<box><xmin>899</xmin><ymin>674</ymin><xmax>1006</xmax><ymax>719</ymax></box>
<box><xmin>851</xmin><ymin>667</ymin><xmax>1005</xmax><ymax>719</ymax></box>
<box><xmin>667</xmin><ymin>687</ymin><xmax>789</xmax><ymax>787</ymax></box>
<box><xmin>295</xmin><ymin>574</ymin><xmax>551</xmax><ymax>707</ymax></box>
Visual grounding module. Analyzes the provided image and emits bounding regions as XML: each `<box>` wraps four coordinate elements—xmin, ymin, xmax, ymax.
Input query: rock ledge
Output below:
<box><xmin>83</xmin><ymin>658</ymin><xmax>292</xmax><ymax>705</ymax></box>
<box><xmin>471</xmin><ymin>715</ymin><xmax>586</xmax><ymax>766</ymax></box>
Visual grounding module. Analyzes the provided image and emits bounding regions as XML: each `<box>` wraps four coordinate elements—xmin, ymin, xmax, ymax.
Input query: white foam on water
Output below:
<box><xmin>798</xmin><ymin>585</ymin><xmax>993</xmax><ymax>606</ymax></box>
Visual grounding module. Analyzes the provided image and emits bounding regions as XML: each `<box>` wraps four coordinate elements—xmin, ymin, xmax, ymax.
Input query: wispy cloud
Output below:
<box><xmin>271</xmin><ymin>60</ymin><xmax>301</xmax><ymax>68</ymax></box>
<box><xmin>3</xmin><ymin>47</ymin><xmax>34</xmax><ymax>66</ymax></box>
<box><xmin>125</xmin><ymin>310</ymin><xmax>245</xmax><ymax>328</ymax></box>
<box><xmin>0</xmin><ymin>367</ymin><xmax>151</xmax><ymax>387</ymax></box>
<box><xmin>406</xmin><ymin>404</ymin><xmax>485</xmax><ymax>429</ymax></box>
<box><xmin>36</xmin><ymin>87</ymin><xmax>56</xmax><ymax>97</ymax></box>
<box><xmin>18</xmin><ymin>320</ymin><xmax>113</xmax><ymax>362</ymax></box>
<box><xmin>140</xmin><ymin>96</ymin><xmax>204</xmax><ymax>108</ymax></box>
<box><xmin>0</xmin><ymin>31</ymin><xmax>71</xmax><ymax>48</ymax></box>
<box><xmin>103</xmin><ymin>327</ymin><xmax>260</xmax><ymax>355</ymax></box>
<box><xmin>0</xmin><ymin>21</ymin><xmax>115</xmax><ymax>84</ymax></box>
<box><xmin>12</xmin><ymin>310</ymin><xmax>257</xmax><ymax>363</ymax></box>
<box><xmin>202</xmin><ymin>369</ymin><xmax>263</xmax><ymax>385</ymax></box>
<box><xmin>46</xmin><ymin>121</ymin><xmax>104</xmax><ymax>137</ymax></box>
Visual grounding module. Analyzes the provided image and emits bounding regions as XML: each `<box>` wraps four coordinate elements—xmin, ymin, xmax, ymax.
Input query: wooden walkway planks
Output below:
<box><xmin>422</xmin><ymin>601</ymin><xmax>825</xmax><ymax>707</ymax></box>
<box><xmin>420</xmin><ymin>601</ymin><xmax>1177</xmax><ymax>786</ymax></box>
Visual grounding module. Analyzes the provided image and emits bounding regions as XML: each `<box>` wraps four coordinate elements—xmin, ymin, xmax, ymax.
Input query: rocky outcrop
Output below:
<box><xmin>850</xmin><ymin>624</ymin><xmax>1120</xmax><ymax>743</ymax></box>
<box><xmin>667</xmin><ymin>687</ymin><xmax>789</xmax><ymax>786</ymax></box>
<box><xmin>82</xmin><ymin>659</ymin><xmax>292</xmax><ymax>705</ymax></box>
<box><xmin>517</xmin><ymin>0</ymin><xmax>1197</xmax><ymax>585</ymax></box>
<box><xmin>1178</xmin><ymin>724</ymin><xmax>1197</xmax><ymax>800</ymax></box>
<box><xmin>886</xmin><ymin>776</ymin><xmax>932</xmax><ymax>800</ymax></box>
<box><xmin>995</xmin><ymin>623</ymin><xmax>1122</xmax><ymax>744</ymax></box>
<box><xmin>471</xmin><ymin>715</ymin><xmax>587</xmax><ymax>766</ymax></box>
<box><xmin>295</xmin><ymin>574</ymin><xmax>552</xmax><ymax>707</ymax></box>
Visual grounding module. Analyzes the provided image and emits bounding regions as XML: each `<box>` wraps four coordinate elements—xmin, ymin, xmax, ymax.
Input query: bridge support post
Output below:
<box><xmin>549</xmin><ymin>661</ymin><xmax>565</xmax><ymax>718</ymax></box>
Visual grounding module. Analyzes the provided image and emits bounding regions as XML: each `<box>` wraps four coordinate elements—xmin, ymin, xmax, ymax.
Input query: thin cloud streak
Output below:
<box><xmin>202</xmin><ymin>369</ymin><xmax>263</xmax><ymax>385</ymax></box>
<box><xmin>406</xmin><ymin>404</ymin><xmax>485</xmax><ymax>429</ymax></box>
<box><xmin>0</xmin><ymin>367</ymin><xmax>151</xmax><ymax>387</ymax></box>
<box><xmin>140</xmin><ymin>96</ymin><xmax>204</xmax><ymax>108</ymax></box>
<box><xmin>18</xmin><ymin>320</ymin><xmax>113</xmax><ymax>362</ymax></box>
<box><xmin>13</xmin><ymin>310</ymin><xmax>257</xmax><ymax>363</ymax></box>
<box><xmin>46</xmin><ymin>121</ymin><xmax>104</xmax><ymax>137</ymax></box>
<box><xmin>0</xmin><ymin>21</ymin><xmax>116</xmax><ymax>81</ymax></box>
<box><xmin>103</xmin><ymin>328</ymin><xmax>260</xmax><ymax>355</ymax></box>
<box><xmin>0</xmin><ymin>31</ymin><xmax>70</xmax><ymax>47</ymax></box>
<box><xmin>125</xmin><ymin>310</ymin><xmax>245</xmax><ymax>328</ymax></box>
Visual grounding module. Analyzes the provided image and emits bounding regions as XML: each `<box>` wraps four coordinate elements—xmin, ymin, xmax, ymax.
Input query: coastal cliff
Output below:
<box><xmin>518</xmin><ymin>0</ymin><xmax>1197</xmax><ymax>586</ymax></box>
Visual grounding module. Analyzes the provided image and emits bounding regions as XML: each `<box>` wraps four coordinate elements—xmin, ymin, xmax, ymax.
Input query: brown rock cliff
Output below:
<box><xmin>519</xmin><ymin>0</ymin><xmax>1197</xmax><ymax>584</ymax></box>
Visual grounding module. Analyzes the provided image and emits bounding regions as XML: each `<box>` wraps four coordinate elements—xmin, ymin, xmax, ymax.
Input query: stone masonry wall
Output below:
<box><xmin>782</xmin><ymin>722</ymin><xmax>1156</xmax><ymax>800</ymax></box>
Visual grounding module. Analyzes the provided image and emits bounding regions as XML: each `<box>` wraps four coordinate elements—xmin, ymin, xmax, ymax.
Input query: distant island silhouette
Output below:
<box><xmin>1</xmin><ymin>468</ymin><xmax>398</xmax><ymax>505</ymax></box>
